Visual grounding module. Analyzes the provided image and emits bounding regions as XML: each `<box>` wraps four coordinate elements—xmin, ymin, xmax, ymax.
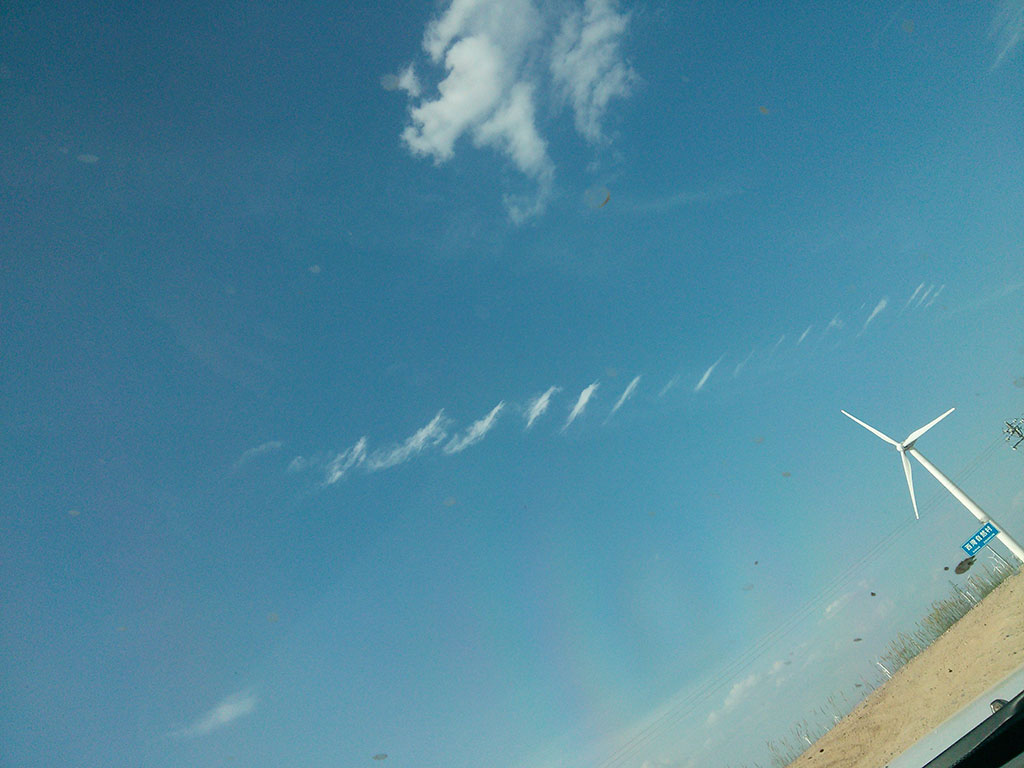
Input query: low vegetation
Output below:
<box><xmin>753</xmin><ymin>559</ymin><xmax>1017</xmax><ymax>768</ymax></box>
<box><xmin>878</xmin><ymin>564</ymin><xmax>1014</xmax><ymax>674</ymax></box>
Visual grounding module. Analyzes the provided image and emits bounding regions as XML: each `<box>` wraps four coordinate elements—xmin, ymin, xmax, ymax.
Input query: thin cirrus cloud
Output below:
<box><xmin>606</xmin><ymin>375</ymin><xmax>641</xmax><ymax>421</ymax></box>
<box><xmin>860</xmin><ymin>296</ymin><xmax>888</xmax><ymax>333</ymax></box>
<box><xmin>390</xmin><ymin>0</ymin><xmax>634</xmax><ymax>221</ymax></box>
<box><xmin>232</xmin><ymin>440</ymin><xmax>283</xmax><ymax>470</ymax></box>
<box><xmin>916</xmin><ymin>284</ymin><xmax>934</xmax><ymax>308</ymax></box>
<box><xmin>658</xmin><ymin>374</ymin><xmax>680</xmax><ymax>397</ymax></box>
<box><xmin>445</xmin><ymin>401</ymin><xmax>505</xmax><ymax>453</ymax></box>
<box><xmin>524</xmin><ymin>386</ymin><xmax>561</xmax><ymax>429</ymax></box>
<box><xmin>823</xmin><ymin>591</ymin><xmax>854</xmax><ymax>620</ymax></box>
<box><xmin>365</xmin><ymin>411</ymin><xmax>451</xmax><ymax>471</ymax></box>
<box><xmin>705</xmin><ymin>672</ymin><xmax>760</xmax><ymax>727</ymax></box>
<box><xmin>732</xmin><ymin>349</ymin><xmax>754</xmax><ymax>378</ymax></box>
<box><xmin>323</xmin><ymin>437</ymin><xmax>368</xmax><ymax>486</ymax></box>
<box><xmin>172</xmin><ymin>689</ymin><xmax>257</xmax><ymax>739</ymax></box>
<box><xmin>694</xmin><ymin>356</ymin><xmax>723</xmax><ymax>392</ymax></box>
<box><xmin>900</xmin><ymin>282</ymin><xmax>924</xmax><ymax>314</ymax></box>
<box><xmin>563</xmin><ymin>381</ymin><xmax>600</xmax><ymax>431</ymax></box>
<box><xmin>991</xmin><ymin>0</ymin><xmax>1024</xmax><ymax>69</ymax></box>
<box><xmin>897</xmin><ymin>282</ymin><xmax>943</xmax><ymax>312</ymax></box>
<box><xmin>290</xmin><ymin>416</ymin><xmax>448</xmax><ymax>486</ymax></box>
<box><xmin>704</xmin><ymin>656</ymin><xmax>794</xmax><ymax>730</ymax></box>
<box><xmin>285</xmin><ymin>280</ymin><xmax>945</xmax><ymax>488</ymax></box>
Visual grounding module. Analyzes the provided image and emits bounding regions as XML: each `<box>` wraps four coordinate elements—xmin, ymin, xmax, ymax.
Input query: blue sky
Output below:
<box><xmin>2</xmin><ymin>1</ymin><xmax>1024</xmax><ymax>766</ymax></box>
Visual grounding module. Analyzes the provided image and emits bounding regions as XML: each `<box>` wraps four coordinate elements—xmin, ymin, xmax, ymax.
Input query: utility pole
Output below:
<box><xmin>1005</xmin><ymin>417</ymin><xmax>1024</xmax><ymax>451</ymax></box>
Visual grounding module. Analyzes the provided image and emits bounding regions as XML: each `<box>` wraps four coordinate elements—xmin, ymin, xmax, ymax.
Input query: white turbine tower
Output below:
<box><xmin>841</xmin><ymin>407</ymin><xmax>1024</xmax><ymax>563</ymax></box>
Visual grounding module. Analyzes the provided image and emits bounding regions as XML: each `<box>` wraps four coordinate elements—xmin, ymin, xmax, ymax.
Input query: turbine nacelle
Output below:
<box><xmin>840</xmin><ymin>407</ymin><xmax>956</xmax><ymax>520</ymax></box>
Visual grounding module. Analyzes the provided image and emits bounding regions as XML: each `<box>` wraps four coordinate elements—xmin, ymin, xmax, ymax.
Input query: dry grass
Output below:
<box><xmin>878</xmin><ymin>565</ymin><xmax>1014</xmax><ymax>676</ymax></box>
<box><xmin>751</xmin><ymin>560</ymin><xmax>1018</xmax><ymax>768</ymax></box>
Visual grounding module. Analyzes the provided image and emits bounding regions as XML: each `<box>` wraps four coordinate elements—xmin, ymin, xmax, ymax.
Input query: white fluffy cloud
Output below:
<box><xmin>402</xmin><ymin>35</ymin><xmax>511</xmax><ymax>163</ymax></box>
<box><xmin>392</xmin><ymin>0</ymin><xmax>634</xmax><ymax>220</ymax></box>
<box><xmin>401</xmin><ymin>0</ymin><xmax>551</xmax><ymax>190</ymax></box>
<box><xmin>550</xmin><ymin>0</ymin><xmax>636</xmax><ymax>142</ymax></box>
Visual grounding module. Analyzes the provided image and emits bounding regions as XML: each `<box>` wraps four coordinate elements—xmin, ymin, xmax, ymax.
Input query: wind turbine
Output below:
<box><xmin>841</xmin><ymin>407</ymin><xmax>1024</xmax><ymax>563</ymax></box>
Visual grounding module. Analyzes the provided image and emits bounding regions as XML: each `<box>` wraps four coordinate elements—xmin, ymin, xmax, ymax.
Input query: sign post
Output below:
<box><xmin>962</xmin><ymin>522</ymin><xmax>1000</xmax><ymax>557</ymax></box>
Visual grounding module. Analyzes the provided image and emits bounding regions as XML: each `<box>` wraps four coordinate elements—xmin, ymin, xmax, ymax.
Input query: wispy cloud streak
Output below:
<box><xmin>991</xmin><ymin>0</ymin><xmax>1024</xmax><ymax>69</ymax></box>
<box><xmin>232</xmin><ymin>441</ymin><xmax>283</xmax><ymax>470</ymax></box>
<box><xmin>916</xmin><ymin>284</ymin><xmax>935</xmax><ymax>308</ymax></box>
<box><xmin>733</xmin><ymin>349</ymin><xmax>754</xmax><ymax>378</ymax></box>
<box><xmin>445</xmin><ymin>402</ymin><xmax>505</xmax><ymax>453</ymax></box>
<box><xmin>824</xmin><ymin>592</ymin><xmax>853</xmax><ymax>620</ymax></box>
<box><xmin>563</xmin><ymin>381</ymin><xmax>599</xmax><ymax>431</ymax></box>
<box><xmin>901</xmin><ymin>282</ymin><xmax>924</xmax><ymax>314</ymax></box>
<box><xmin>926</xmin><ymin>284</ymin><xmax>944</xmax><ymax>306</ymax></box>
<box><xmin>658</xmin><ymin>374</ymin><xmax>680</xmax><ymax>397</ymax></box>
<box><xmin>705</xmin><ymin>673</ymin><xmax>760</xmax><ymax>726</ymax></box>
<box><xmin>173</xmin><ymin>689</ymin><xmax>257</xmax><ymax>738</ymax></box>
<box><xmin>366</xmin><ymin>411</ymin><xmax>450</xmax><ymax>471</ymax></box>
<box><xmin>797</xmin><ymin>326</ymin><xmax>813</xmax><ymax>346</ymax></box>
<box><xmin>860</xmin><ymin>296</ymin><xmax>888</xmax><ymax>333</ymax></box>
<box><xmin>694</xmin><ymin>356</ymin><xmax>723</xmax><ymax>392</ymax></box>
<box><xmin>606</xmin><ymin>375</ymin><xmax>641</xmax><ymax>422</ymax></box>
<box><xmin>324</xmin><ymin>437</ymin><xmax>369</xmax><ymax>485</ymax></box>
<box><xmin>525</xmin><ymin>386</ymin><xmax>560</xmax><ymax>429</ymax></box>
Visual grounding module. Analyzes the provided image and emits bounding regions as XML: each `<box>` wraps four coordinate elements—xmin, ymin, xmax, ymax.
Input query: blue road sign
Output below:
<box><xmin>962</xmin><ymin>522</ymin><xmax>999</xmax><ymax>556</ymax></box>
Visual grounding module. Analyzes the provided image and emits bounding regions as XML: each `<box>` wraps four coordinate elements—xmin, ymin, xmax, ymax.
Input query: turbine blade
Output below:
<box><xmin>904</xmin><ymin>407</ymin><xmax>955</xmax><ymax>446</ymax></box>
<box><xmin>841</xmin><ymin>410</ymin><xmax>900</xmax><ymax>446</ymax></box>
<box><xmin>902</xmin><ymin>450</ymin><xmax>919</xmax><ymax>519</ymax></box>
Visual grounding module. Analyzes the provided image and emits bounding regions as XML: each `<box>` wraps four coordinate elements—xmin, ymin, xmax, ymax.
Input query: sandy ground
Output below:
<box><xmin>785</xmin><ymin>568</ymin><xmax>1024</xmax><ymax>768</ymax></box>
